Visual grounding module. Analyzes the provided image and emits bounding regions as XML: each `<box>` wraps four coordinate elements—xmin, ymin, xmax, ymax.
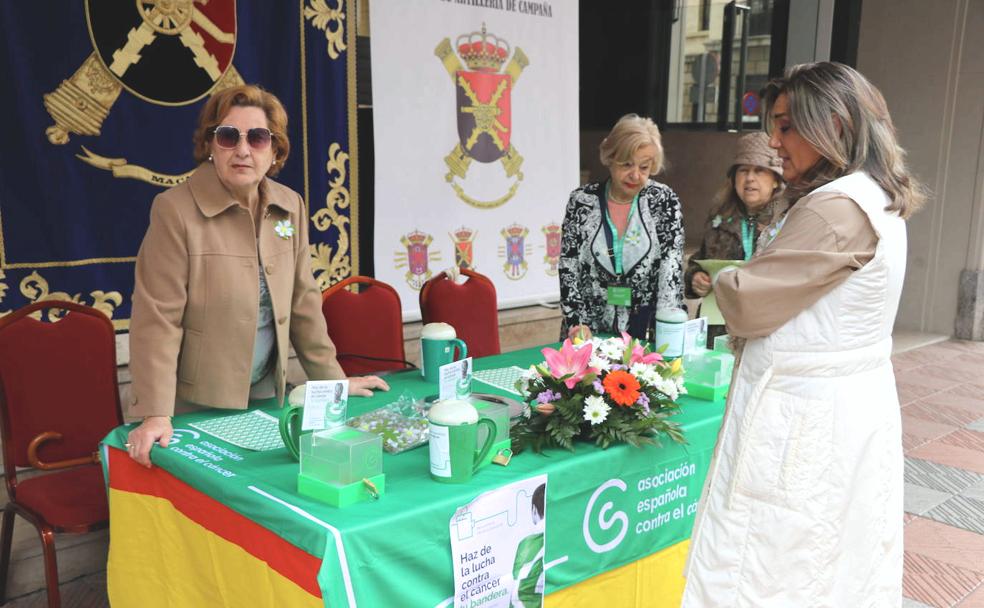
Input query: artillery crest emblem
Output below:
<box><xmin>435</xmin><ymin>23</ymin><xmax>529</xmax><ymax>209</ymax></box>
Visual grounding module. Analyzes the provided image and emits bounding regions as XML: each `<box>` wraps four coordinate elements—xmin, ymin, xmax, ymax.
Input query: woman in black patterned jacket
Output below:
<box><xmin>559</xmin><ymin>114</ymin><xmax>685</xmax><ymax>340</ymax></box>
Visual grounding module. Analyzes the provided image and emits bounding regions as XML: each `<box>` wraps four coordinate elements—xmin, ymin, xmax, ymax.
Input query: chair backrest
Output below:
<box><xmin>419</xmin><ymin>269</ymin><xmax>501</xmax><ymax>358</ymax></box>
<box><xmin>321</xmin><ymin>276</ymin><xmax>408</xmax><ymax>375</ymax></box>
<box><xmin>0</xmin><ymin>301</ymin><xmax>123</xmax><ymax>485</ymax></box>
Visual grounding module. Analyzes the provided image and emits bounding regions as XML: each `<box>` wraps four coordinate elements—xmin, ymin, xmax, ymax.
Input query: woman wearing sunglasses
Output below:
<box><xmin>125</xmin><ymin>84</ymin><xmax>388</xmax><ymax>467</ymax></box>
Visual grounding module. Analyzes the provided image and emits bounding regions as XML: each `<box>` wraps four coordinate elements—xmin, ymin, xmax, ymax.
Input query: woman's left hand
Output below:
<box><xmin>349</xmin><ymin>375</ymin><xmax>390</xmax><ymax>396</ymax></box>
<box><xmin>692</xmin><ymin>271</ymin><xmax>712</xmax><ymax>297</ymax></box>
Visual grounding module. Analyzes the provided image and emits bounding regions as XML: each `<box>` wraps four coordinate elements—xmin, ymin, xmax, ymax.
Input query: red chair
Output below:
<box><xmin>0</xmin><ymin>300</ymin><xmax>123</xmax><ymax>608</ymax></box>
<box><xmin>321</xmin><ymin>276</ymin><xmax>409</xmax><ymax>375</ymax></box>
<box><xmin>419</xmin><ymin>269</ymin><xmax>501</xmax><ymax>358</ymax></box>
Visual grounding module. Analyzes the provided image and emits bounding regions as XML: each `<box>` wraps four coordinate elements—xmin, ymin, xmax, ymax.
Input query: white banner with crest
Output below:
<box><xmin>370</xmin><ymin>0</ymin><xmax>578</xmax><ymax>318</ymax></box>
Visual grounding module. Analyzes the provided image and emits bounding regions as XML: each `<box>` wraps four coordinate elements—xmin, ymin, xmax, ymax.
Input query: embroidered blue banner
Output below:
<box><xmin>0</xmin><ymin>1</ymin><xmax>357</xmax><ymax>329</ymax></box>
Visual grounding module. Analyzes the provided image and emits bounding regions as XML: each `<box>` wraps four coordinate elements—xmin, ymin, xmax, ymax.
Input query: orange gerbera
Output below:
<box><xmin>602</xmin><ymin>370</ymin><xmax>641</xmax><ymax>407</ymax></box>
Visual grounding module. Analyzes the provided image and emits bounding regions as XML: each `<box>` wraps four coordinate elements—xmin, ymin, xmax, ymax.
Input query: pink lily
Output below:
<box><xmin>631</xmin><ymin>343</ymin><xmax>664</xmax><ymax>365</ymax></box>
<box><xmin>541</xmin><ymin>339</ymin><xmax>597</xmax><ymax>389</ymax></box>
<box><xmin>622</xmin><ymin>331</ymin><xmax>664</xmax><ymax>365</ymax></box>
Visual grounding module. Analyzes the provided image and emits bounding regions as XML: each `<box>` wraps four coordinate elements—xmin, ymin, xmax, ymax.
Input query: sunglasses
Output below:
<box><xmin>210</xmin><ymin>125</ymin><xmax>274</xmax><ymax>150</ymax></box>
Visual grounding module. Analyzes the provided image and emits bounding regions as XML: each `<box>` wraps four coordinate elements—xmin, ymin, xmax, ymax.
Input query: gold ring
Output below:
<box><xmin>124</xmin><ymin>443</ymin><xmax>133</xmax><ymax>448</ymax></box>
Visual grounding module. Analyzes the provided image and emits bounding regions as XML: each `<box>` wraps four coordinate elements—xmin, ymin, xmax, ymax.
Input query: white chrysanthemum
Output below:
<box><xmin>589</xmin><ymin>356</ymin><xmax>611</xmax><ymax>372</ymax></box>
<box><xmin>598</xmin><ymin>339</ymin><xmax>625</xmax><ymax>361</ymax></box>
<box><xmin>629</xmin><ymin>363</ymin><xmax>659</xmax><ymax>384</ymax></box>
<box><xmin>657</xmin><ymin>378</ymin><xmax>679</xmax><ymax>401</ymax></box>
<box><xmin>583</xmin><ymin>395</ymin><xmax>611</xmax><ymax>425</ymax></box>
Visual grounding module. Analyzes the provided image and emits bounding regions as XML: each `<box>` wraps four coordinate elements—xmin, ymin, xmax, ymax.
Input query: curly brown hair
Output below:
<box><xmin>192</xmin><ymin>84</ymin><xmax>290</xmax><ymax>177</ymax></box>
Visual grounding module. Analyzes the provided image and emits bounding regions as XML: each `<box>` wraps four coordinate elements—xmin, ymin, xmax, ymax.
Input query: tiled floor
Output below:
<box><xmin>2</xmin><ymin>338</ymin><xmax>983</xmax><ymax>607</ymax></box>
<box><xmin>897</xmin><ymin>339</ymin><xmax>984</xmax><ymax>607</ymax></box>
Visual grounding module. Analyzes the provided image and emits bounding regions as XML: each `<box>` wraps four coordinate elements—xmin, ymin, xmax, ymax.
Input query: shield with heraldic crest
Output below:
<box><xmin>408</xmin><ymin>237</ymin><xmax>429</xmax><ymax>276</ymax></box>
<box><xmin>86</xmin><ymin>0</ymin><xmax>237</xmax><ymax>104</ymax></box>
<box><xmin>500</xmin><ymin>224</ymin><xmax>531</xmax><ymax>280</ymax></box>
<box><xmin>450</xmin><ymin>226</ymin><xmax>477</xmax><ymax>269</ymax></box>
<box><xmin>454</xmin><ymin>24</ymin><xmax>512</xmax><ymax>163</ymax></box>
<box><xmin>543</xmin><ymin>222</ymin><xmax>562</xmax><ymax>275</ymax></box>
<box><xmin>435</xmin><ymin>22</ymin><xmax>529</xmax><ymax>208</ymax></box>
<box><xmin>395</xmin><ymin>231</ymin><xmax>440</xmax><ymax>290</ymax></box>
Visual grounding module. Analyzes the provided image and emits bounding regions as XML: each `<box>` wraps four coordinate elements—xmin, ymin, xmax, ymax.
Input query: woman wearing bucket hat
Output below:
<box><xmin>684</xmin><ymin>131</ymin><xmax>787</xmax><ymax>345</ymax></box>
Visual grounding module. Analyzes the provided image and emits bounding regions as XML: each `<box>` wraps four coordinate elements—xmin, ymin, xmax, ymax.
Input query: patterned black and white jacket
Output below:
<box><xmin>559</xmin><ymin>179</ymin><xmax>685</xmax><ymax>339</ymax></box>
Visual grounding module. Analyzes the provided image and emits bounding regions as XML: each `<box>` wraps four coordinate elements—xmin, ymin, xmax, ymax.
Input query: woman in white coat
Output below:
<box><xmin>682</xmin><ymin>62</ymin><xmax>925</xmax><ymax>606</ymax></box>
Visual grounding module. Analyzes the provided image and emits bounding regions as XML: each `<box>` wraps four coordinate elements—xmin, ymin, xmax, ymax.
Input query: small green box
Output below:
<box><xmin>299</xmin><ymin>427</ymin><xmax>382</xmax><ymax>486</ymax></box>
<box><xmin>682</xmin><ymin>348</ymin><xmax>734</xmax><ymax>402</ymax></box>
<box><xmin>298</xmin><ymin>472</ymin><xmax>386</xmax><ymax>508</ymax></box>
<box><xmin>683</xmin><ymin>380</ymin><xmax>729</xmax><ymax>402</ymax></box>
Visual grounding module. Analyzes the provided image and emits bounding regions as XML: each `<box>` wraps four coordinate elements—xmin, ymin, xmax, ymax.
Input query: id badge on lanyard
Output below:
<box><xmin>601</xmin><ymin>189</ymin><xmax>635</xmax><ymax>310</ymax></box>
<box><xmin>607</xmin><ymin>284</ymin><xmax>632</xmax><ymax>307</ymax></box>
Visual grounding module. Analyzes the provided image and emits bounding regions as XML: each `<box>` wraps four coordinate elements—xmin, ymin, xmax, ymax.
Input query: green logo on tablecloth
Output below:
<box><xmin>582</xmin><ymin>461</ymin><xmax>699</xmax><ymax>554</ymax></box>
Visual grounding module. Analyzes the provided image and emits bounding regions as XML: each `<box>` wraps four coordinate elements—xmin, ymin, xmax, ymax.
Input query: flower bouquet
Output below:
<box><xmin>510</xmin><ymin>333</ymin><xmax>687</xmax><ymax>453</ymax></box>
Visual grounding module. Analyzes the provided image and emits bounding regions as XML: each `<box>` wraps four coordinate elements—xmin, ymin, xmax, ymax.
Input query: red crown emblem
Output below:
<box><xmin>504</xmin><ymin>223</ymin><xmax>527</xmax><ymax>237</ymax></box>
<box><xmin>406</xmin><ymin>230</ymin><xmax>429</xmax><ymax>245</ymax></box>
<box><xmin>452</xmin><ymin>226</ymin><xmax>475</xmax><ymax>241</ymax></box>
<box><xmin>456</xmin><ymin>23</ymin><xmax>510</xmax><ymax>72</ymax></box>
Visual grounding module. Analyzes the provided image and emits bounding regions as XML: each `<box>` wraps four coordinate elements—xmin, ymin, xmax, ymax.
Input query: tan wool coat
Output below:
<box><xmin>128</xmin><ymin>162</ymin><xmax>345</xmax><ymax>418</ymax></box>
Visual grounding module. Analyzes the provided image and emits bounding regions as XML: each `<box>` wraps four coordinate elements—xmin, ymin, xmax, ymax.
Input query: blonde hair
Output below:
<box><xmin>763</xmin><ymin>62</ymin><xmax>926</xmax><ymax>218</ymax></box>
<box><xmin>192</xmin><ymin>84</ymin><xmax>290</xmax><ymax>177</ymax></box>
<box><xmin>599</xmin><ymin>114</ymin><xmax>664</xmax><ymax>175</ymax></box>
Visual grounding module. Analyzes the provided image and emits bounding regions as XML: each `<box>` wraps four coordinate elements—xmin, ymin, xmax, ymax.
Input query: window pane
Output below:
<box><xmin>665</xmin><ymin>0</ymin><xmax>775</xmax><ymax>127</ymax></box>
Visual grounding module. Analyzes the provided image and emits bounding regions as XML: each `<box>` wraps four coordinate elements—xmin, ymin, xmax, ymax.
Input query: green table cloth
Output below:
<box><xmin>103</xmin><ymin>345</ymin><xmax>724</xmax><ymax>606</ymax></box>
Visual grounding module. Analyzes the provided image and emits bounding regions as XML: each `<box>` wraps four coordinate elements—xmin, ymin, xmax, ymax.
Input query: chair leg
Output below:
<box><xmin>0</xmin><ymin>506</ymin><xmax>14</xmax><ymax>603</ymax></box>
<box><xmin>38</xmin><ymin>525</ymin><xmax>60</xmax><ymax>608</ymax></box>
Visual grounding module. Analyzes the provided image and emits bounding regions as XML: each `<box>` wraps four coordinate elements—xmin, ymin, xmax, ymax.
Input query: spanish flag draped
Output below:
<box><xmin>106</xmin><ymin>447</ymin><xmax>323</xmax><ymax>607</ymax></box>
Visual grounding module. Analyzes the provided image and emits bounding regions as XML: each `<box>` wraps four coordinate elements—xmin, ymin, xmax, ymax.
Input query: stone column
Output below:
<box><xmin>955</xmin><ymin>121</ymin><xmax>984</xmax><ymax>340</ymax></box>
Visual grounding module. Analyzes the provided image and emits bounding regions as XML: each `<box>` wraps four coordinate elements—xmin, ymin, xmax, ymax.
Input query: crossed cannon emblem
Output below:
<box><xmin>110</xmin><ymin>0</ymin><xmax>235</xmax><ymax>82</ymax></box>
<box><xmin>434</xmin><ymin>24</ymin><xmax>529</xmax><ymax>209</ymax></box>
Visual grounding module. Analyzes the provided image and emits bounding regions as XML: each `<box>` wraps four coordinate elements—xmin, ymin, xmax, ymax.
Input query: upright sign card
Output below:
<box><xmin>300</xmin><ymin>380</ymin><xmax>349</xmax><ymax>431</ymax></box>
<box><xmin>683</xmin><ymin>317</ymin><xmax>709</xmax><ymax>354</ymax></box>
<box><xmin>440</xmin><ymin>357</ymin><xmax>474</xmax><ymax>401</ymax></box>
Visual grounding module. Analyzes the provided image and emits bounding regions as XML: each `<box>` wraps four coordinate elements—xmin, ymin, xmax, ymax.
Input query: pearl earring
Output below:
<box><xmin>208</xmin><ymin>153</ymin><xmax>213</xmax><ymax>162</ymax></box>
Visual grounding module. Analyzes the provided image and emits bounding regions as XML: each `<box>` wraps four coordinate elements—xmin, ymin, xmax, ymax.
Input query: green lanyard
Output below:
<box><xmin>604</xmin><ymin>184</ymin><xmax>638</xmax><ymax>275</ymax></box>
<box><xmin>740</xmin><ymin>218</ymin><xmax>754</xmax><ymax>261</ymax></box>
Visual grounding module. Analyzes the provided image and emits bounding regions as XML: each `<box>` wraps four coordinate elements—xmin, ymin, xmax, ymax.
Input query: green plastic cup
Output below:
<box><xmin>427</xmin><ymin>399</ymin><xmax>496</xmax><ymax>483</ymax></box>
<box><xmin>420</xmin><ymin>322</ymin><xmax>467</xmax><ymax>383</ymax></box>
